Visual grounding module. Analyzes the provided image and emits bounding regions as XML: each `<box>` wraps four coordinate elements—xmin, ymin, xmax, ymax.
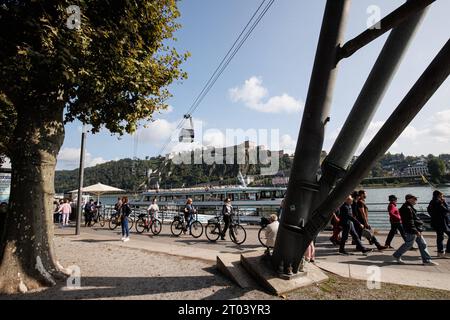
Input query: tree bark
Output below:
<box><xmin>0</xmin><ymin>106</ymin><xmax>67</xmax><ymax>294</ymax></box>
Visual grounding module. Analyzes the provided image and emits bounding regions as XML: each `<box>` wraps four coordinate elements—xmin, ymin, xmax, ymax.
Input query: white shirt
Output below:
<box><xmin>265</xmin><ymin>221</ymin><xmax>279</xmax><ymax>248</ymax></box>
<box><xmin>147</xmin><ymin>204</ymin><xmax>159</xmax><ymax>218</ymax></box>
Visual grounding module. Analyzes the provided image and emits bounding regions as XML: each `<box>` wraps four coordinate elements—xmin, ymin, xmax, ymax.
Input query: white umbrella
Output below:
<box><xmin>70</xmin><ymin>182</ymin><xmax>125</xmax><ymax>204</ymax></box>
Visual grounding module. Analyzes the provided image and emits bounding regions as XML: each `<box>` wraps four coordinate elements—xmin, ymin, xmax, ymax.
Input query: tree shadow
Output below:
<box><xmin>73</xmin><ymin>239</ymin><xmax>120</xmax><ymax>243</ymax></box>
<box><xmin>0</xmin><ymin>266</ymin><xmax>253</xmax><ymax>300</ymax></box>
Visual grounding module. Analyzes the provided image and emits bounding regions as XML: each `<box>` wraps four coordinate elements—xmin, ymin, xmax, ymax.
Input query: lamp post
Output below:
<box><xmin>75</xmin><ymin>124</ymin><xmax>87</xmax><ymax>235</ymax></box>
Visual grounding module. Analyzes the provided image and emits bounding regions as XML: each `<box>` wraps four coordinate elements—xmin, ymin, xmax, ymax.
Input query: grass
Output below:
<box><xmin>285</xmin><ymin>272</ymin><xmax>450</xmax><ymax>300</ymax></box>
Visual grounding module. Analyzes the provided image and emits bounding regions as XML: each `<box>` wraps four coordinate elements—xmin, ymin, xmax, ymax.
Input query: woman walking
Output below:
<box><xmin>120</xmin><ymin>196</ymin><xmax>132</xmax><ymax>242</ymax></box>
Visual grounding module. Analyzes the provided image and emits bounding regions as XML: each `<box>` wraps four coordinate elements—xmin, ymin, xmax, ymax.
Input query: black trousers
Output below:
<box><xmin>385</xmin><ymin>222</ymin><xmax>406</xmax><ymax>246</ymax></box>
<box><xmin>340</xmin><ymin>222</ymin><xmax>364</xmax><ymax>252</ymax></box>
<box><xmin>436</xmin><ymin>229</ymin><xmax>450</xmax><ymax>253</ymax></box>
<box><xmin>222</xmin><ymin>215</ymin><xmax>231</xmax><ymax>238</ymax></box>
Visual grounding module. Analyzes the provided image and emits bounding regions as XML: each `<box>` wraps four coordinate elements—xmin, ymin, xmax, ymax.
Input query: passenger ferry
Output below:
<box><xmin>131</xmin><ymin>186</ymin><xmax>286</xmax><ymax>215</ymax></box>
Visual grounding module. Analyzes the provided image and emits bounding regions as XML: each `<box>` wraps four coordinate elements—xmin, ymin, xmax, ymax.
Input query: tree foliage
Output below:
<box><xmin>0</xmin><ymin>0</ymin><xmax>188</xmax><ymax>294</ymax></box>
<box><xmin>428</xmin><ymin>158</ymin><xmax>446</xmax><ymax>182</ymax></box>
<box><xmin>0</xmin><ymin>0</ymin><xmax>189</xmax><ymax>151</ymax></box>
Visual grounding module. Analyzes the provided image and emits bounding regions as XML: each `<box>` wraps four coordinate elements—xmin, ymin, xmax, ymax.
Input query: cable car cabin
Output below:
<box><xmin>179</xmin><ymin>114</ymin><xmax>195</xmax><ymax>143</ymax></box>
<box><xmin>179</xmin><ymin>128</ymin><xmax>194</xmax><ymax>143</ymax></box>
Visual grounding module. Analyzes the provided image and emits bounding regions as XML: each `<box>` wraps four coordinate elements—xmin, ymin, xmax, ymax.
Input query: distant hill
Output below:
<box><xmin>54</xmin><ymin>150</ymin><xmax>450</xmax><ymax>193</ymax></box>
<box><xmin>54</xmin><ymin>152</ymin><xmax>294</xmax><ymax>193</ymax></box>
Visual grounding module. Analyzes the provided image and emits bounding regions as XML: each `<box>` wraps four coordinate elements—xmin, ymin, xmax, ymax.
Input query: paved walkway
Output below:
<box><xmin>314</xmin><ymin>232</ymin><xmax>450</xmax><ymax>291</ymax></box>
<box><xmin>56</xmin><ymin>224</ymin><xmax>450</xmax><ymax>291</ymax></box>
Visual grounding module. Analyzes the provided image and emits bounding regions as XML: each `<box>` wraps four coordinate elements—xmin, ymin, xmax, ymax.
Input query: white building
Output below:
<box><xmin>403</xmin><ymin>165</ymin><xmax>429</xmax><ymax>176</ymax></box>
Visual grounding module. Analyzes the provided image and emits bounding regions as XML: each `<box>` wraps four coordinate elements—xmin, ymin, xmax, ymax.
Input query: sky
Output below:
<box><xmin>56</xmin><ymin>0</ymin><xmax>450</xmax><ymax>170</ymax></box>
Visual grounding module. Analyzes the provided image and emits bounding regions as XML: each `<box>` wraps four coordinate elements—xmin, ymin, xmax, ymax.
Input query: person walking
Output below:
<box><xmin>58</xmin><ymin>199</ymin><xmax>72</xmax><ymax>227</ymax></box>
<box><xmin>428</xmin><ymin>190</ymin><xmax>450</xmax><ymax>259</ymax></box>
<box><xmin>356</xmin><ymin>190</ymin><xmax>388</xmax><ymax>251</ymax></box>
<box><xmin>384</xmin><ymin>195</ymin><xmax>406</xmax><ymax>248</ymax></box>
<box><xmin>84</xmin><ymin>199</ymin><xmax>94</xmax><ymax>227</ymax></box>
<box><xmin>329</xmin><ymin>208</ymin><xmax>342</xmax><ymax>246</ymax></box>
<box><xmin>393</xmin><ymin>194</ymin><xmax>438</xmax><ymax>266</ymax></box>
<box><xmin>339</xmin><ymin>195</ymin><xmax>372</xmax><ymax>255</ymax></box>
<box><xmin>183</xmin><ymin>198</ymin><xmax>196</xmax><ymax>234</ymax></box>
<box><xmin>304</xmin><ymin>241</ymin><xmax>316</xmax><ymax>263</ymax></box>
<box><xmin>120</xmin><ymin>196</ymin><xmax>132</xmax><ymax>242</ymax></box>
<box><xmin>221</xmin><ymin>198</ymin><xmax>234</xmax><ymax>240</ymax></box>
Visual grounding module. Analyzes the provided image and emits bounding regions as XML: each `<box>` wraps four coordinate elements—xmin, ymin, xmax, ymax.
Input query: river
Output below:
<box><xmin>95</xmin><ymin>185</ymin><xmax>450</xmax><ymax>230</ymax></box>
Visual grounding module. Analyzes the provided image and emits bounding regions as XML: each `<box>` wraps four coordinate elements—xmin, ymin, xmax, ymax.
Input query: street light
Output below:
<box><xmin>75</xmin><ymin>124</ymin><xmax>87</xmax><ymax>235</ymax></box>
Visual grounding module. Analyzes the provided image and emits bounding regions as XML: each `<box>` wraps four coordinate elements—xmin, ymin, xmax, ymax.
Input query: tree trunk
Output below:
<box><xmin>0</xmin><ymin>106</ymin><xmax>66</xmax><ymax>294</ymax></box>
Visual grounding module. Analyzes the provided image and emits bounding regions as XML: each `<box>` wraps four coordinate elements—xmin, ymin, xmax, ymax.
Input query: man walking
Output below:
<box><xmin>393</xmin><ymin>194</ymin><xmax>438</xmax><ymax>266</ymax></box>
<box><xmin>356</xmin><ymin>190</ymin><xmax>388</xmax><ymax>251</ymax></box>
<box><xmin>428</xmin><ymin>190</ymin><xmax>450</xmax><ymax>259</ymax></box>
<box><xmin>339</xmin><ymin>195</ymin><xmax>372</xmax><ymax>255</ymax></box>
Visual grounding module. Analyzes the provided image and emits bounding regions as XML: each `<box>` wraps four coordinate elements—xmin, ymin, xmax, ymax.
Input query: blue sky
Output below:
<box><xmin>56</xmin><ymin>0</ymin><xmax>450</xmax><ymax>170</ymax></box>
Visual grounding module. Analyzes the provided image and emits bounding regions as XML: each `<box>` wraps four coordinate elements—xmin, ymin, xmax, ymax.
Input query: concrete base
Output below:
<box><xmin>240</xmin><ymin>251</ymin><xmax>329</xmax><ymax>296</ymax></box>
<box><xmin>216</xmin><ymin>254</ymin><xmax>254</xmax><ymax>288</ymax></box>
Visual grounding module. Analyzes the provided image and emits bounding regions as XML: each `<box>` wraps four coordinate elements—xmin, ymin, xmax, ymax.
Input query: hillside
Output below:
<box><xmin>54</xmin><ymin>152</ymin><xmax>450</xmax><ymax>193</ymax></box>
<box><xmin>54</xmin><ymin>153</ymin><xmax>293</xmax><ymax>193</ymax></box>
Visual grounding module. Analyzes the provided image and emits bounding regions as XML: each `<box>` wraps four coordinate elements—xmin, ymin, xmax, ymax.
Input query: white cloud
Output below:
<box><xmin>280</xmin><ymin>134</ymin><xmax>296</xmax><ymax>155</ymax></box>
<box><xmin>433</xmin><ymin>109</ymin><xmax>450</xmax><ymax>122</ymax></box>
<box><xmin>137</xmin><ymin>119</ymin><xmax>178</xmax><ymax>144</ymax></box>
<box><xmin>325</xmin><ymin>108</ymin><xmax>450</xmax><ymax>156</ymax></box>
<box><xmin>57</xmin><ymin>147</ymin><xmax>107</xmax><ymax>170</ymax></box>
<box><xmin>203</xmin><ymin>129</ymin><xmax>226</xmax><ymax>148</ymax></box>
<box><xmin>229</xmin><ymin>76</ymin><xmax>303</xmax><ymax>114</ymax></box>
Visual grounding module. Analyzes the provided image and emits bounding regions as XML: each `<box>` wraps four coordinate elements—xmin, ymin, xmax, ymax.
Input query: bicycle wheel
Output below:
<box><xmin>230</xmin><ymin>224</ymin><xmax>246</xmax><ymax>245</ymax></box>
<box><xmin>258</xmin><ymin>226</ymin><xmax>269</xmax><ymax>247</ymax></box>
<box><xmin>205</xmin><ymin>223</ymin><xmax>220</xmax><ymax>241</ymax></box>
<box><xmin>151</xmin><ymin>219</ymin><xmax>162</xmax><ymax>235</ymax></box>
<box><xmin>170</xmin><ymin>220</ymin><xmax>183</xmax><ymax>236</ymax></box>
<box><xmin>99</xmin><ymin>215</ymin><xmax>106</xmax><ymax>227</ymax></box>
<box><xmin>190</xmin><ymin>220</ymin><xmax>203</xmax><ymax>238</ymax></box>
<box><xmin>108</xmin><ymin>217</ymin><xmax>118</xmax><ymax>230</ymax></box>
<box><xmin>135</xmin><ymin>217</ymin><xmax>147</xmax><ymax>234</ymax></box>
<box><xmin>127</xmin><ymin>216</ymin><xmax>134</xmax><ymax>231</ymax></box>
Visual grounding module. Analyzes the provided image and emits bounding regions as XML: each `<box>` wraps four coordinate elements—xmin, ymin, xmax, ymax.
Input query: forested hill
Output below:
<box><xmin>54</xmin><ymin>152</ymin><xmax>450</xmax><ymax>193</ymax></box>
<box><xmin>54</xmin><ymin>154</ymin><xmax>294</xmax><ymax>193</ymax></box>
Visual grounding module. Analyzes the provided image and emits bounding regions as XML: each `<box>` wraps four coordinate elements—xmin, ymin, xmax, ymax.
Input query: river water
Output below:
<box><xmin>95</xmin><ymin>186</ymin><xmax>450</xmax><ymax>230</ymax></box>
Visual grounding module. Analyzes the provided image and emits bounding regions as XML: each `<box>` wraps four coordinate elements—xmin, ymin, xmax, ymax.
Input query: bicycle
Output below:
<box><xmin>135</xmin><ymin>212</ymin><xmax>162</xmax><ymax>235</ymax></box>
<box><xmin>257</xmin><ymin>217</ymin><xmax>271</xmax><ymax>248</ymax></box>
<box><xmin>108</xmin><ymin>212</ymin><xmax>134</xmax><ymax>231</ymax></box>
<box><xmin>205</xmin><ymin>214</ymin><xmax>247</xmax><ymax>245</ymax></box>
<box><xmin>170</xmin><ymin>212</ymin><xmax>203</xmax><ymax>238</ymax></box>
<box><xmin>89</xmin><ymin>209</ymin><xmax>106</xmax><ymax>228</ymax></box>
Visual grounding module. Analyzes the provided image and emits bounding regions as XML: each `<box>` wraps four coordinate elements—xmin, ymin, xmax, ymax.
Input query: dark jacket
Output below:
<box><xmin>338</xmin><ymin>203</ymin><xmax>361</xmax><ymax>227</ymax></box>
<box><xmin>428</xmin><ymin>198</ymin><xmax>450</xmax><ymax>232</ymax></box>
<box><xmin>222</xmin><ymin>204</ymin><xmax>233</xmax><ymax>216</ymax></box>
<box><xmin>120</xmin><ymin>203</ymin><xmax>132</xmax><ymax>217</ymax></box>
<box><xmin>399</xmin><ymin>202</ymin><xmax>423</xmax><ymax>234</ymax></box>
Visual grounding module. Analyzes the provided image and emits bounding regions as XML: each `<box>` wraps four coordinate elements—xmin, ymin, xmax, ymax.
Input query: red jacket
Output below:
<box><xmin>388</xmin><ymin>202</ymin><xmax>402</xmax><ymax>224</ymax></box>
